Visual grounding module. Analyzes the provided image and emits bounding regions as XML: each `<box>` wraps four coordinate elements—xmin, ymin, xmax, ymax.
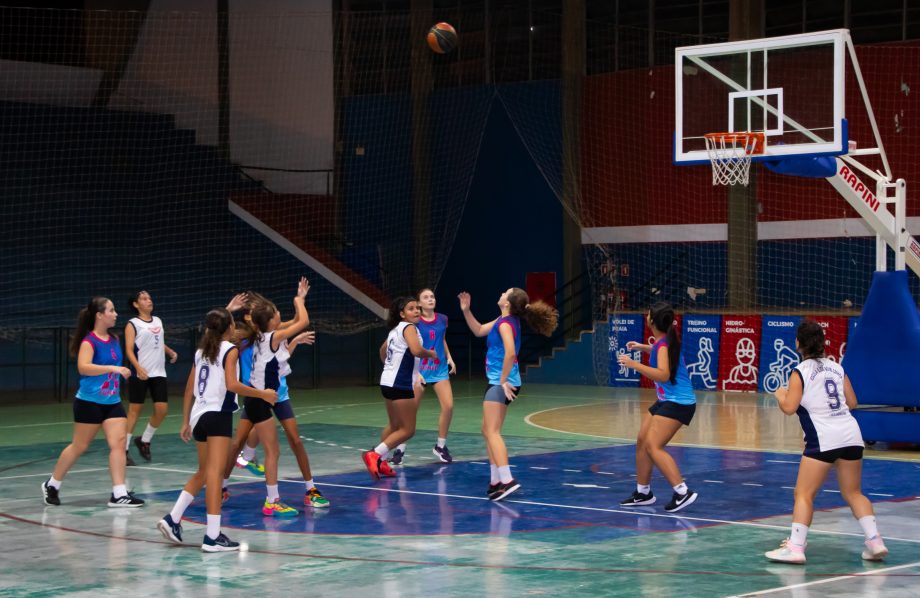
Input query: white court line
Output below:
<box><xmin>869</xmin><ymin>492</ymin><xmax>894</xmax><ymax>497</ymax></box>
<box><xmin>0</xmin><ymin>467</ymin><xmax>108</xmax><ymax>481</ymax></box>
<box><xmin>766</xmin><ymin>460</ymin><xmax>799</xmax><ymax>464</ymax></box>
<box><xmin>703</xmin><ymin>480</ymin><xmax>724</xmax><ymax>484</ymax></box>
<box><xmin>728</xmin><ymin>560</ymin><xmax>920</xmax><ymax>597</ymax></box>
<box><xmin>563</xmin><ymin>469</ymin><xmax>582</xmax><ymax>473</ymax></box>
<box><xmin>742</xmin><ymin>483</ymin><xmax>764</xmax><ymax>487</ymax></box>
<box><xmin>530</xmin><ymin>467</ymin><xmax>549</xmax><ymax>470</ymax></box>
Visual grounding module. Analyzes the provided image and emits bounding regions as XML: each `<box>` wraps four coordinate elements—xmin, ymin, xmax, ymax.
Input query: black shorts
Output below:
<box><xmin>73</xmin><ymin>399</ymin><xmax>127</xmax><ymax>424</ymax></box>
<box><xmin>381</xmin><ymin>385</ymin><xmax>414</xmax><ymax>401</ymax></box>
<box><xmin>240</xmin><ymin>398</ymin><xmax>295</xmax><ymax>423</ymax></box>
<box><xmin>805</xmin><ymin>445</ymin><xmax>864</xmax><ymax>463</ymax></box>
<box><xmin>648</xmin><ymin>400</ymin><xmax>696</xmax><ymax>426</ymax></box>
<box><xmin>128</xmin><ymin>376</ymin><xmax>168</xmax><ymax>404</ymax></box>
<box><xmin>192</xmin><ymin>411</ymin><xmax>233</xmax><ymax>442</ymax></box>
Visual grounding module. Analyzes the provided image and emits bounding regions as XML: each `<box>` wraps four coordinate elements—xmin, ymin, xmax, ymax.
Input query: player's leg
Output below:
<box><xmin>621</xmin><ymin>410</ymin><xmax>656</xmax><ymax>506</ymax></box>
<box><xmin>836</xmin><ymin>453</ymin><xmax>888</xmax><ymax>560</ymax></box>
<box><xmin>766</xmin><ymin>455</ymin><xmax>831</xmax><ymax>563</ymax></box>
<box><xmin>277</xmin><ymin>409</ymin><xmax>330</xmax><ymax>508</ymax></box>
<box><xmin>482</xmin><ymin>388</ymin><xmax>517</xmax><ymax>501</ymax></box>
<box><xmin>102</xmin><ymin>413</ymin><xmax>144</xmax><ymax>507</ymax></box>
<box><xmin>431</xmin><ymin>380</ymin><xmax>454</xmax><ymax>463</ymax></box>
<box><xmin>43</xmin><ymin>420</ymin><xmax>100</xmax><ymax>505</ymax></box>
<box><xmin>135</xmin><ymin>378</ymin><xmax>168</xmax><ymax>462</ymax></box>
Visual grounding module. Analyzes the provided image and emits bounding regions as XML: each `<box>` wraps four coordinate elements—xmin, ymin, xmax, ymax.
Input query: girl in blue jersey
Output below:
<box><xmin>41</xmin><ymin>297</ymin><xmax>144</xmax><ymax>508</ymax></box>
<box><xmin>363</xmin><ymin>297</ymin><xmax>437</xmax><ymax>479</ymax></box>
<box><xmin>617</xmin><ymin>302</ymin><xmax>698</xmax><ymax>513</ymax></box>
<box><xmin>157</xmin><ymin>308</ymin><xmax>277</xmax><ymax>552</ymax></box>
<box><xmin>765</xmin><ymin>319</ymin><xmax>887</xmax><ymax>564</ymax></box>
<box><xmin>458</xmin><ymin>288</ymin><xmax>557</xmax><ymax>502</ymax></box>
<box><xmin>124</xmin><ymin>290</ymin><xmax>178</xmax><ymax>466</ymax></box>
<box><xmin>387</xmin><ymin>288</ymin><xmax>457</xmax><ymax>464</ymax></box>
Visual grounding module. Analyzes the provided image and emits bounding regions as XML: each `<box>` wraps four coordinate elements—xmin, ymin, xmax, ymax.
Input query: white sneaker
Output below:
<box><xmin>765</xmin><ymin>538</ymin><xmax>806</xmax><ymax>564</ymax></box>
<box><xmin>862</xmin><ymin>536</ymin><xmax>888</xmax><ymax>561</ymax></box>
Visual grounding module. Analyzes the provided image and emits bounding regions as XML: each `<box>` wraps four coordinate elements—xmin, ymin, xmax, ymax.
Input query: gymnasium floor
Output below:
<box><xmin>1</xmin><ymin>381</ymin><xmax>918</xmax><ymax>597</ymax></box>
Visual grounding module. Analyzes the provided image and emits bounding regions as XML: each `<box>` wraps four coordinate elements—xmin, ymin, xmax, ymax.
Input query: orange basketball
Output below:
<box><xmin>427</xmin><ymin>22</ymin><xmax>458</xmax><ymax>54</ymax></box>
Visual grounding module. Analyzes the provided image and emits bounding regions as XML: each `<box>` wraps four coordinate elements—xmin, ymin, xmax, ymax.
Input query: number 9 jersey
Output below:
<box><xmin>793</xmin><ymin>357</ymin><xmax>863</xmax><ymax>455</ymax></box>
<box><xmin>189</xmin><ymin>341</ymin><xmax>240</xmax><ymax>432</ymax></box>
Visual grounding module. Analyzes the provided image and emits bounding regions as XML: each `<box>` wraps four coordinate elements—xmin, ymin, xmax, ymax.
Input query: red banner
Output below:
<box><xmin>525</xmin><ymin>272</ymin><xmax>556</xmax><ymax>308</ymax></box>
<box><xmin>640</xmin><ymin>314</ymin><xmax>682</xmax><ymax>389</ymax></box>
<box><xmin>808</xmin><ymin>315</ymin><xmax>848</xmax><ymax>363</ymax></box>
<box><xmin>718</xmin><ymin>315</ymin><xmax>762</xmax><ymax>392</ymax></box>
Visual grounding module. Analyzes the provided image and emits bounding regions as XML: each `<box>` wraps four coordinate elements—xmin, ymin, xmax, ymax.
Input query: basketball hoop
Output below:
<box><xmin>703</xmin><ymin>132</ymin><xmax>765</xmax><ymax>186</ymax></box>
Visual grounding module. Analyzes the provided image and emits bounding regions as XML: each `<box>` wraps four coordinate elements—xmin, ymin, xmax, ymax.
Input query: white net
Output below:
<box><xmin>703</xmin><ymin>132</ymin><xmax>764</xmax><ymax>186</ymax></box>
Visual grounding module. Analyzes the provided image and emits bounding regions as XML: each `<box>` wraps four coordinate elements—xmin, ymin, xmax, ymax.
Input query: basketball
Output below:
<box><xmin>427</xmin><ymin>22</ymin><xmax>457</xmax><ymax>54</ymax></box>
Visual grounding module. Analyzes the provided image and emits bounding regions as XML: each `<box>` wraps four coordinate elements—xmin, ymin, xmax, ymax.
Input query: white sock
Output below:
<box><xmin>125</xmin><ymin>434</ymin><xmax>132</xmax><ymax>451</ymax></box>
<box><xmin>790</xmin><ymin>523</ymin><xmax>809</xmax><ymax>548</ymax></box>
<box><xmin>170</xmin><ymin>490</ymin><xmax>195</xmax><ymax>522</ymax></box>
<box><xmin>637</xmin><ymin>483</ymin><xmax>651</xmax><ymax>495</ymax></box>
<box><xmin>673</xmin><ymin>482</ymin><xmax>688</xmax><ymax>495</ymax></box>
<box><xmin>141</xmin><ymin>424</ymin><xmax>157</xmax><ymax>443</ymax></box>
<box><xmin>374</xmin><ymin>443</ymin><xmax>389</xmax><ymax>457</ymax></box>
<box><xmin>490</xmin><ymin>464</ymin><xmax>500</xmax><ymax>484</ymax></box>
<box><xmin>266</xmin><ymin>484</ymin><xmax>279</xmax><ymax>502</ymax></box>
<box><xmin>304</xmin><ymin>478</ymin><xmax>315</xmax><ymax>491</ymax></box>
<box><xmin>48</xmin><ymin>476</ymin><xmax>62</xmax><ymax>490</ymax></box>
<box><xmin>436</xmin><ymin>437</ymin><xmax>446</xmax><ymax>449</ymax></box>
<box><xmin>858</xmin><ymin>515</ymin><xmax>879</xmax><ymax>539</ymax></box>
<box><xmin>397</xmin><ymin>443</ymin><xmax>407</xmax><ymax>453</ymax></box>
<box><xmin>206</xmin><ymin>514</ymin><xmax>221</xmax><ymax>540</ymax></box>
<box><xmin>112</xmin><ymin>484</ymin><xmax>128</xmax><ymax>499</ymax></box>
<box><xmin>498</xmin><ymin>465</ymin><xmax>513</xmax><ymax>484</ymax></box>
<box><xmin>242</xmin><ymin>445</ymin><xmax>257</xmax><ymax>462</ymax></box>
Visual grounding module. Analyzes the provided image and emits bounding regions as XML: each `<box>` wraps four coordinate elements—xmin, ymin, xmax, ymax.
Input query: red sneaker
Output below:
<box><xmin>362</xmin><ymin>451</ymin><xmax>380</xmax><ymax>479</ymax></box>
<box><xmin>378</xmin><ymin>459</ymin><xmax>396</xmax><ymax>477</ymax></box>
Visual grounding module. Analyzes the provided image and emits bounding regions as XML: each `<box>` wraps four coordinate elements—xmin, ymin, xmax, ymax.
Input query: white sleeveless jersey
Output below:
<box><xmin>380</xmin><ymin>322</ymin><xmax>421</xmax><ymax>389</ymax></box>
<box><xmin>128</xmin><ymin>316</ymin><xmax>166</xmax><ymax>378</ymax></box>
<box><xmin>794</xmin><ymin>358</ymin><xmax>863</xmax><ymax>454</ymax></box>
<box><xmin>189</xmin><ymin>341</ymin><xmax>239</xmax><ymax>431</ymax></box>
<box><xmin>250</xmin><ymin>331</ymin><xmax>291</xmax><ymax>401</ymax></box>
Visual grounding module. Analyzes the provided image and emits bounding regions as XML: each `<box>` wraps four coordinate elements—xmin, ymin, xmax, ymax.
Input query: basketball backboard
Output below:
<box><xmin>674</xmin><ymin>29</ymin><xmax>849</xmax><ymax>165</ymax></box>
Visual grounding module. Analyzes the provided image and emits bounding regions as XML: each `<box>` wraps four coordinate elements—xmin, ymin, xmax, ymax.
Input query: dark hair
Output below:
<box><xmin>386</xmin><ymin>296</ymin><xmax>417</xmax><ymax>330</ymax></box>
<box><xmin>200</xmin><ymin>308</ymin><xmax>233</xmax><ymax>363</ymax></box>
<box><xmin>127</xmin><ymin>290</ymin><xmax>148</xmax><ymax>315</ymax></box>
<box><xmin>649</xmin><ymin>301</ymin><xmax>680</xmax><ymax>384</ymax></box>
<box><xmin>796</xmin><ymin>319</ymin><xmax>826</xmax><ymax>360</ymax></box>
<box><xmin>244</xmin><ymin>300</ymin><xmax>277</xmax><ymax>346</ymax></box>
<box><xmin>416</xmin><ymin>287</ymin><xmax>434</xmax><ymax>300</ymax></box>
<box><xmin>70</xmin><ymin>297</ymin><xmax>111</xmax><ymax>356</ymax></box>
<box><xmin>507</xmin><ymin>287</ymin><xmax>558</xmax><ymax>337</ymax></box>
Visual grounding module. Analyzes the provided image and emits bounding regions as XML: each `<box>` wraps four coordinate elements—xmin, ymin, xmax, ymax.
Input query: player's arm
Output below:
<box><xmin>625</xmin><ymin>341</ymin><xmax>653</xmax><ymax>354</ymax></box>
<box><xmin>498</xmin><ymin>323</ymin><xmax>518</xmax><ymax>401</ymax></box>
<box><xmin>774</xmin><ymin>370</ymin><xmax>804</xmax><ymax>415</ymax></box>
<box><xmin>444</xmin><ymin>338</ymin><xmax>456</xmax><ymax>374</ymax></box>
<box><xmin>404</xmin><ymin>325</ymin><xmax>437</xmax><ymax>359</ymax></box>
<box><xmin>457</xmin><ymin>292</ymin><xmax>495</xmax><ymax>337</ymax></box>
<box><xmin>77</xmin><ymin>341</ymin><xmax>131</xmax><ymax>378</ymax></box>
<box><xmin>163</xmin><ymin>343</ymin><xmax>178</xmax><ymax>364</ymax></box>
<box><xmin>843</xmin><ymin>374</ymin><xmax>858</xmax><ymax>410</ymax></box>
<box><xmin>224</xmin><ymin>348</ymin><xmax>277</xmax><ymax>404</ymax></box>
<box><xmin>272</xmin><ymin>279</ymin><xmax>309</xmax><ymax>349</ymax></box>
<box><xmin>179</xmin><ymin>366</ymin><xmax>195</xmax><ymax>442</ymax></box>
<box><xmin>618</xmin><ymin>345</ymin><xmax>670</xmax><ymax>383</ymax></box>
<box><xmin>379</xmin><ymin>339</ymin><xmax>388</xmax><ymax>363</ymax></box>
<box><xmin>123</xmin><ymin>322</ymin><xmax>146</xmax><ymax>379</ymax></box>
<box><xmin>278</xmin><ymin>277</ymin><xmax>310</xmax><ymax>331</ymax></box>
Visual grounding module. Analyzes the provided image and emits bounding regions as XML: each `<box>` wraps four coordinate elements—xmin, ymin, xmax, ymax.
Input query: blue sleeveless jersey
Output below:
<box><xmin>417</xmin><ymin>313</ymin><xmax>449</xmax><ymax>383</ymax></box>
<box><xmin>485</xmin><ymin>316</ymin><xmax>521</xmax><ymax>386</ymax></box>
<box><xmin>239</xmin><ymin>340</ymin><xmax>254</xmax><ymax>389</ymax></box>
<box><xmin>76</xmin><ymin>333</ymin><xmax>124</xmax><ymax>405</ymax></box>
<box><xmin>650</xmin><ymin>337</ymin><xmax>695</xmax><ymax>405</ymax></box>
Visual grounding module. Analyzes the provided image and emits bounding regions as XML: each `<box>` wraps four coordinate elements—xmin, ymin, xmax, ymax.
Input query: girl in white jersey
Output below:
<box><xmin>124</xmin><ymin>290</ymin><xmax>178</xmax><ymax>465</ymax></box>
<box><xmin>362</xmin><ymin>297</ymin><xmax>437</xmax><ymax>480</ymax></box>
<box><xmin>157</xmin><ymin>308</ymin><xmax>276</xmax><ymax>552</ymax></box>
<box><xmin>766</xmin><ymin>319</ymin><xmax>888</xmax><ymax>564</ymax></box>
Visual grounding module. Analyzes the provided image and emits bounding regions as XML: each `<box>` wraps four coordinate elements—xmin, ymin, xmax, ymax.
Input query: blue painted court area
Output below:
<box><xmin>160</xmin><ymin>446</ymin><xmax>920</xmax><ymax>538</ymax></box>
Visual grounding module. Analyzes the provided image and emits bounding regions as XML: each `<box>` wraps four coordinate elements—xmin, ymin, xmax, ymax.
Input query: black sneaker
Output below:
<box><xmin>664</xmin><ymin>490</ymin><xmax>698</xmax><ymax>513</ymax></box>
<box><xmin>490</xmin><ymin>479</ymin><xmax>521</xmax><ymax>502</ymax></box>
<box><xmin>620</xmin><ymin>490</ymin><xmax>656</xmax><ymax>507</ymax></box>
<box><xmin>157</xmin><ymin>514</ymin><xmax>183</xmax><ymax>544</ymax></box>
<box><xmin>487</xmin><ymin>483</ymin><xmax>501</xmax><ymax>499</ymax></box>
<box><xmin>108</xmin><ymin>492</ymin><xmax>145</xmax><ymax>508</ymax></box>
<box><xmin>390</xmin><ymin>449</ymin><xmax>404</xmax><ymax>465</ymax></box>
<box><xmin>432</xmin><ymin>445</ymin><xmax>453</xmax><ymax>463</ymax></box>
<box><xmin>41</xmin><ymin>480</ymin><xmax>60</xmax><ymax>506</ymax></box>
<box><xmin>201</xmin><ymin>532</ymin><xmax>240</xmax><ymax>553</ymax></box>
<box><xmin>134</xmin><ymin>437</ymin><xmax>152</xmax><ymax>461</ymax></box>
<box><xmin>125</xmin><ymin>451</ymin><xmax>136</xmax><ymax>467</ymax></box>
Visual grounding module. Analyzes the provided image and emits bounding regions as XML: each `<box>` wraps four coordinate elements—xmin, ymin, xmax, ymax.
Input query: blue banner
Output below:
<box><xmin>681</xmin><ymin>315</ymin><xmax>721</xmax><ymax>390</ymax></box>
<box><xmin>758</xmin><ymin>315</ymin><xmax>801</xmax><ymax>393</ymax></box>
<box><xmin>843</xmin><ymin>316</ymin><xmax>860</xmax><ymax>365</ymax></box>
<box><xmin>608</xmin><ymin>314</ymin><xmax>644</xmax><ymax>387</ymax></box>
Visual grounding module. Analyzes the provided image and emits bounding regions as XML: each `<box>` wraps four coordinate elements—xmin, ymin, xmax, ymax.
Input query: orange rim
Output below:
<box><xmin>704</xmin><ymin>131</ymin><xmax>765</xmax><ymax>155</ymax></box>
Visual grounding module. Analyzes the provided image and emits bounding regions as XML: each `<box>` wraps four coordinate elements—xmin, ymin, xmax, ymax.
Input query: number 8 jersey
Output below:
<box><xmin>189</xmin><ymin>341</ymin><xmax>240</xmax><ymax>431</ymax></box>
<box><xmin>793</xmin><ymin>357</ymin><xmax>863</xmax><ymax>454</ymax></box>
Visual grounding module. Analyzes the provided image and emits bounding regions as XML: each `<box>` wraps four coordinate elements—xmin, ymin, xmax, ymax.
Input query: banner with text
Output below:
<box><xmin>681</xmin><ymin>314</ymin><xmax>721</xmax><ymax>391</ymax></box>
<box><xmin>608</xmin><ymin>314</ymin><xmax>644</xmax><ymax>387</ymax></box>
<box><xmin>719</xmin><ymin>315</ymin><xmax>762</xmax><ymax>392</ymax></box>
<box><xmin>758</xmin><ymin>315</ymin><xmax>801</xmax><ymax>393</ymax></box>
<box><xmin>641</xmin><ymin>314</ymin><xmax>682</xmax><ymax>389</ymax></box>
<box><xmin>809</xmin><ymin>315</ymin><xmax>849</xmax><ymax>363</ymax></box>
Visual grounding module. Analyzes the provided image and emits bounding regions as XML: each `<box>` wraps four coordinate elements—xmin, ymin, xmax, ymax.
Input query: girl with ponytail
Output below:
<box><xmin>617</xmin><ymin>302</ymin><xmax>698</xmax><ymax>513</ymax></box>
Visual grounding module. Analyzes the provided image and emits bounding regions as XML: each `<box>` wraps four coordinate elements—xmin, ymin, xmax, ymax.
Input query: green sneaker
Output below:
<box><xmin>305</xmin><ymin>487</ymin><xmax>330</xmax><ymax>508</ymax></box>
<box><xmin>262</xmin><ymin>499</ymin><xmax>299</xmax><ymax>518</ymax></box>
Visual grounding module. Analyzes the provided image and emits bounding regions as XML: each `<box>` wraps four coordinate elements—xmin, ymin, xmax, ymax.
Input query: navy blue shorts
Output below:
<box><xmin>648</xmin><ymin>400</ymin><xmax>696</xmax><ymax>426</ymax></box>
<box><xmin>380</xmin><ymin>385</ymin><xmax>414</xmax><ymax>401</ymax></box>
<box><xmin>484</xmin><ymin>384</ymin><xmax>520</xmax><ymax>406</ymax></box>
<box><xmin>805</xmin><ymin>445</ymin><xmax>863</xmax><ymax>463</ymax></box>
<box><xmin>128</xmin><ymin>376</ymin><xmax>168</xmax><ymax>404</ymax></box>
<box><xmin>241</xmin><ymin>397</ymin><xmax>295</xmax><ymax>424</ymax></box>
<box><xmin>73</xmin><ymin>399</ymin><xmax>126</xmax><ymax>424</ymax></box>
<box><xmin>192</xmin><ymin>411</ymin><xmax>233</xmax><ymax>442</ymax></box>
